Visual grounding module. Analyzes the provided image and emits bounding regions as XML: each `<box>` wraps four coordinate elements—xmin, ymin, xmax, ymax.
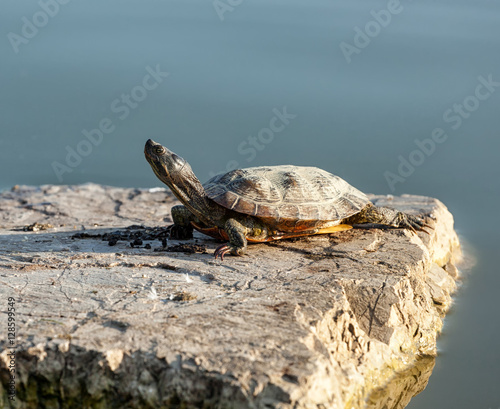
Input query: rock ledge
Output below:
<box><xmin>0</xmin><ymin>184</ymin><xmax>461</xmax><ymax>409</ymax></box>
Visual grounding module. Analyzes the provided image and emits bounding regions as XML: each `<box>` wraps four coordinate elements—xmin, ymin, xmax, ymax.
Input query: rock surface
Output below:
<box><xmin>0</xmin><ymin>183</ymin><xmax>460</xmax><ymax>409</ymax></box>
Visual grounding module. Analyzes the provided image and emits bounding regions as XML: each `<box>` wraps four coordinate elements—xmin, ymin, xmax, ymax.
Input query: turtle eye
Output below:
<box><xmin>154</xmin><ymin>146</ymin><xmax>166</xmax><ymax>155</ymax></box>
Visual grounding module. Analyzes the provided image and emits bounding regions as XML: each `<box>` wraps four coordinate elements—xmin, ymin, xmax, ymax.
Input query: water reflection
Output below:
<box><xmin>366</xmin><ymin>357</ymin><xmax>436</xmax><ymax>409</ymax></box>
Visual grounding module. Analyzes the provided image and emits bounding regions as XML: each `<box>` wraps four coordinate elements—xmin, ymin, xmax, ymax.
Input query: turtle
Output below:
<box><xmin>144</xmin><ymin>139</ymin><xmax>431</xmax><ymax>260</ymax></box>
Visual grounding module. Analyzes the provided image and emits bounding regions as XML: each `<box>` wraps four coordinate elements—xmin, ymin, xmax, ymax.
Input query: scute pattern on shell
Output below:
<box><xmin>203</xmin><ymin>166</ymin><xmax>370</xmax><ymax>222</ymax></box>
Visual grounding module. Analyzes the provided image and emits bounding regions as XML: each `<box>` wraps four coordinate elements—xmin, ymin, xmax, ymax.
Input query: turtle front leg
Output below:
<box><xmin>344</xmin><ymin>204</ymin><xmax>432</xmax><ymax>233</ymax></box>
<box><xmin>169</xmin><ymin>205</ymin><xmax>196</xmax><ymax>239</ymax></box>
<box><xmin>214</xmin><ymin>218</ymin><xmax>248</xmax><ymax>260</ymax></box>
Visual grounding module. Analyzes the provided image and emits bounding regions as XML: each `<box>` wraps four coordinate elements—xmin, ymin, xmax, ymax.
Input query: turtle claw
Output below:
<box><xmin>418</xmin><ymin>222</ymin><xmax>434</xmax><ymax>235</ymax></box>
<box><xmin>214</xmin><ymin>244</ymin><xmax>231</xmax><ymax>260</ymax></box>
<box><xmin>403</xmin><ymin>214</ymin><xmax>433</xmax><ymax>235</ymax></box>
<box><xmin>214</xmin><ymin>243</ymin><xmax>246</xmax><ymax>260</ymax></box>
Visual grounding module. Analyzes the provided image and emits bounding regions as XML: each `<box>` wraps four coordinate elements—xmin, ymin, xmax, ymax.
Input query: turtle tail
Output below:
<box><xmin>343</xmin><ymin>204</ymin><xmax>432</xmax><ymax>233</ymax></box>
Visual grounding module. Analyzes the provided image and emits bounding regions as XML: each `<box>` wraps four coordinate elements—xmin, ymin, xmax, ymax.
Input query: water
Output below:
<box><xmin>1</xmin><ymin>1</ymin><xmax>499</xmax><ymax>407</ymax></box>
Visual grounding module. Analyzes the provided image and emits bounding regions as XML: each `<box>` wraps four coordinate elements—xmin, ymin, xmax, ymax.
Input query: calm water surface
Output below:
<box><xmin>1</xmin><ymin>1</ymin><xmax>499</xmax><ymax>407</ymax></box>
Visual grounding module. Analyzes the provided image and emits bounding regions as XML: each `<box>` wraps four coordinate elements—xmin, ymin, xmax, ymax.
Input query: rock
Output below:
<box><xmin>0</xmin><ymin>184</ymin><xmax>461</xmax><ymax>408</ymax></box>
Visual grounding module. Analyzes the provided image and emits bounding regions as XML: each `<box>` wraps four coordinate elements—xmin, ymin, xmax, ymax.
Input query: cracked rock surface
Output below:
<box><xmin>0</xmin><ymin>183</ymin><xmax>460</xmax><ymax>409</ymax></box>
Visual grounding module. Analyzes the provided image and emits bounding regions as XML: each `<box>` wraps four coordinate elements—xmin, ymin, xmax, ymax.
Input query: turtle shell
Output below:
<box><xmin>203</xmin><ymin>166</ymin><xmax>370</xmax><ymax>225</ymax></box>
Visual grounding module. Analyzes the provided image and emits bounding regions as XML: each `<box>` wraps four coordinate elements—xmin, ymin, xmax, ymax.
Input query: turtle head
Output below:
<box><xmin>144</xmin><ymin>139</ymin><xmax>187</xmax><ymax>185</ymax></box>
<box><xmin>144</xmin><ymin>139</ymin><xmax>223</xmax><ymax>226</ymax></box>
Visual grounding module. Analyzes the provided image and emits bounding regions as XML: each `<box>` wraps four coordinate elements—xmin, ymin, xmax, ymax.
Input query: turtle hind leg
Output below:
<box><xmin>214</xmin><ymin>218</ymin><xmax>248</xmax><ymax>260</ymax></box>
<box><xmin>344</xmin><ymin>204</ymin><xmax>432</xmax><ymax>234</ymax></box>
<box><xmin>169</xmin><ymin>205</ymin><xmax>195</xmax><ymax>239</ymax></box>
